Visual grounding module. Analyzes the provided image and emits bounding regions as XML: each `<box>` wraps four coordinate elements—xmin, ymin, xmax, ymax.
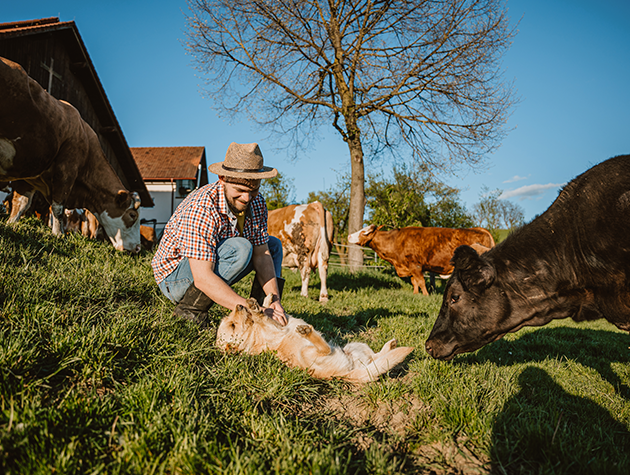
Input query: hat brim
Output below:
<box><xmin>208</xmin><ymin>162</ymin><xmax>278</xmax><ymax>179</ymax></box>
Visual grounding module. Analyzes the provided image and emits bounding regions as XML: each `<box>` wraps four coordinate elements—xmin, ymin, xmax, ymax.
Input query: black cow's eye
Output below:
<box><xmin>450</xmin><ymin>294</ymin><xmax>460</xmax><ymax>305</ymax></box>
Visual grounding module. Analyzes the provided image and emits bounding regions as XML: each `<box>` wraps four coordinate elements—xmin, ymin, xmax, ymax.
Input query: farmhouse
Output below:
<box><xmin>0</xmin><ymin>17</ymin><xmax>152</xmax><ymax>207</ymax></box>
<box><xmin>131</xmin><ymin>147</ymin><xmax>209</xmax><ymax>238</ymax></box>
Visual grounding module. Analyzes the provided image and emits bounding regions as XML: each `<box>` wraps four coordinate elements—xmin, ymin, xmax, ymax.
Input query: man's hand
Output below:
<box><xmin>264</xmin><ymin>300</ymin><xmax>288</xmax><ymax>326</ymax></box>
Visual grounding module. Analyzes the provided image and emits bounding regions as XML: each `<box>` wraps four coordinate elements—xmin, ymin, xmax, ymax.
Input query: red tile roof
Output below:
<box><xmin>131</xmin><ymin>146</ymin><xmax>206</xmax><ymax>180</ymax></box>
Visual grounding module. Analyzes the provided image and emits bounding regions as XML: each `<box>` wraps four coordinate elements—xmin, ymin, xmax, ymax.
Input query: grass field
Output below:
<box><xmin>1</xmin><ymin>217</ymin><xmax>629</xmax><ymax>474</ymax></box>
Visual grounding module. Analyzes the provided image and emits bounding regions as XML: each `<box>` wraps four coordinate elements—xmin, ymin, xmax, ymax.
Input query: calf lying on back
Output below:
<box><xmin>426</xmin><ymin>154</ymin><xmax>630</xmax><ymax>360</ymax></box>
<box><xmin>216</xmin><ymin>298</ymin><xmax>414</xmax><ymax>383</ymax></box>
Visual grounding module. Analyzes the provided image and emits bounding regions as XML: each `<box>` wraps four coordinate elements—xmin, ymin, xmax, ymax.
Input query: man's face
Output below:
<box><xmin>220</xmin><ymin>178</ymin><xmax>260</xmax><ymax>213</ymax></box>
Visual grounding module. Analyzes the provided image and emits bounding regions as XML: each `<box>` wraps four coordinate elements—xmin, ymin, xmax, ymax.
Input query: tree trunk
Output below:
<box><xmin>346</xmin><ymin>131</ymin><xmax>365</xmax><ymax>271</ymax></box>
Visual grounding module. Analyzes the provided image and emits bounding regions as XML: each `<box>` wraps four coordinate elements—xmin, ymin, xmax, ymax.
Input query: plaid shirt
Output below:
<box><xmin>151</xmin><ymin>181</ymin><xmax>269</xmax><ymax>284</ymax></box>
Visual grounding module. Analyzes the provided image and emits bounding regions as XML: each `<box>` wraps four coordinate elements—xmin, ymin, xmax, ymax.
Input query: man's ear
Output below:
<box><xmin>452</xmin><ymin>245</ymin><xmax>496</xmax><ymax>294</ymax></box>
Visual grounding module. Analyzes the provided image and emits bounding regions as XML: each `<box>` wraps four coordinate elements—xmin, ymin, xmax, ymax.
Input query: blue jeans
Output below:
<box><xmin>158</xmin><ymin>236</ymin><xmax>283</xmax><ymax>304</ymax></box>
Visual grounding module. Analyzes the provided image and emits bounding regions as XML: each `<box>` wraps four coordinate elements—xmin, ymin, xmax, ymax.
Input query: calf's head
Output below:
<box><xmin>216</xmin><ymin>298</ymin><xmax>265</xmax><ymax>352</ymax></box>
<box><xmin>97</xmin><ymin>190</ymin><xmax>142</xmax><ymax>253</ymax></box>
<box><xmin>425</xmin><ymin>245</ymin><xmax>512</xmax><ymax>360</ymax></box>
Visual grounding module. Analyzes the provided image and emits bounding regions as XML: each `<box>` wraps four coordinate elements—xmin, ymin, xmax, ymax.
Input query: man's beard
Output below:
<box><xmin>225</xmin><ymin>193</ymin><xmax>249</xmax><ymax>214</ymax></box>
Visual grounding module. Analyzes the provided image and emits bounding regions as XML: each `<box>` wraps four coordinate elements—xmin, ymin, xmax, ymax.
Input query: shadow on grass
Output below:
<box><xmin>322</xmin><ymin>271</ymin><xmax>407</xmax><ymax>292</ymax></box>
<box><xmin>491</xmin><ymin>366</ymin><xmax>630</xmax><ymax>474</ymax></box>
<box><xmin>0</xmin><ymin>220</ymin><xmax>74</xmax><ymax>261</ymax></box>
<box><xmin>322</xmin><ymin>269</ymin><xmax>448</xmax><ymax>296</ymax></box>
<box><xmin>289</xmin><ymin>306</ymin><xmax>402</xmax><ymax>337</ymax></box>
<box><xmin>459</xmin><ymin>327</ymin><xmax>630</xmax><ymax>401</ymax></box>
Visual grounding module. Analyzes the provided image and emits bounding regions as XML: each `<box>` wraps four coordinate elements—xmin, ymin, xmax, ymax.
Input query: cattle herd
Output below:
<box><xmin>0</xmin><ymin>56</ymin><xmax>142</xmax><ymax>252</ymax></box>
<box><xmin>2</xmin><ymin>54</ymin><xmax>629</xmax><ymax>364</ymax></box>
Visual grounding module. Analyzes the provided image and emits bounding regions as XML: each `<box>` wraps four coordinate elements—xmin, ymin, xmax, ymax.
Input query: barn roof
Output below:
<box><xmin>0</xmin><ymin>17</ymin><xmax>153</xmax><ymax>207</ymax></box>
<box><xmin>131</xmin><ymin>147</ymin><xmax>208</xmax><ymax>182</ymax></box>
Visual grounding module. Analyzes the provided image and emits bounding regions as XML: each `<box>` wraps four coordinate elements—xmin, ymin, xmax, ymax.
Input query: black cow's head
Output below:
<box><xmin>425</xmin><ymin>245</ymin><xmax>512</xmax><ymax>360</ymax></box>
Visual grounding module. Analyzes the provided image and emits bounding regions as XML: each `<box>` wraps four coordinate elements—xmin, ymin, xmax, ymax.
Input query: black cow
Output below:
<box><xmin>425</xmin><ymin>154</ymin><xmax>630</xmax><ymax>360</ymax></box>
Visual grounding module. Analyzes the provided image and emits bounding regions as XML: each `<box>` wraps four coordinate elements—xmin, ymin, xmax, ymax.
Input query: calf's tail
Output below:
<box><xmin>310</xmin><ymin>201</ymin><xmax>331</xmax><ymax>268</ymax></box>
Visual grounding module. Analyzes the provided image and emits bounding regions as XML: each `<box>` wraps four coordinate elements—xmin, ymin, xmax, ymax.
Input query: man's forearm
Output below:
<box><xmin>189</xmin><ymin>258</ymin><xmax>248</xmax><ymax>310</ymax></box>
<box><xmin>252</xmin><ymin>247</ymin><xmax>280</xmax><ymax>299</ymax></box>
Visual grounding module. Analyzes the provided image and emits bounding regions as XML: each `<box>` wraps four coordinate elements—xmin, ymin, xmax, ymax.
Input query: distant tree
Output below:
<box><xmin>185</xmin><ymin>0</ymin><xmax>518</xmax><ymax>270</ymax></box>
<box><xmin>472</xmin><ymin>187</ymin><xmax>502</xmax><ymax>232</ymax></box>
<box><xmin>500</xmin><ymin>199</ymin><xmax>526</xmax><ymax>230</ymax></box>
<box><xmin>366</xmin><ymin>169</ymin><xmax>426</xmax><ymax>229</ymax></box>
<box><xmin>429</xmin><ymin>195</ymin><xmax>475</xmax><ymax>229</ymax></box>
<box><xmin>307</xmin><ymin>173</ymin><xmax>350</xmax><ymax>241</ymax></box>
<box><xmin>473</xmin><ymin>186</ymin><xmax>525</xmax><ymax>241</ymax></box>
<box><xmin>260</xmin><ymin>172</ymin><xmax>296</xmax><ymax>210</ymax></box>
<box><xmin>365</xmin><ymin>165</ymin><xmax>473</xmax><ymax>229</ymax></box>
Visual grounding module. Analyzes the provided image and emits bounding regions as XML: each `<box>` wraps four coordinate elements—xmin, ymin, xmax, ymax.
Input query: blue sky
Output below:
<box><xmin>3</xmin><ymin>0</ymin><xmax>629</xmax><ymax>221</ymax></box>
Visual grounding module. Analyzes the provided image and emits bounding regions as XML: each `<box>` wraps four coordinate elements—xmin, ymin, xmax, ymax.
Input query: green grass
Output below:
<box><xmin>1</xmin><ymin>216</ymin><xmax>629</xmax><ymax>474</ymax></box>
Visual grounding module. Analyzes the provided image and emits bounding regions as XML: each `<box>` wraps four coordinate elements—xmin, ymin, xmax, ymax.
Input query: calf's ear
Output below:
<box><xmin>452</xmin><ymin>245</ymin><xmax>495</xmax><ymax>294</ymax></box>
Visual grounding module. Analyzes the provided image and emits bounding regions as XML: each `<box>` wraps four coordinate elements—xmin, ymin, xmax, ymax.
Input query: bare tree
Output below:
<box><xmin>472</xmin><ymin>186</ymin><xmax>524</xmax><ymax>241</ymax></box>
<box><xmin>185</xmin><ymin>0</ymin><xmax>517</xmax><ymax>269</ymax></box>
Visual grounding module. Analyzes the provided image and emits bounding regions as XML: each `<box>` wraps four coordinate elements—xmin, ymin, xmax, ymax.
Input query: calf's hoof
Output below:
<box><xmin>296</xmin><ymin>324</ymin><xmax>313</xmax><ymax>336</ymax></box>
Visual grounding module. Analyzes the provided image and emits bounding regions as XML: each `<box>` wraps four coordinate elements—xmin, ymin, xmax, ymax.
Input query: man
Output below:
<box><xmin>152</xmin><ymin>142</ymin><xmax>287</xmax><ymax>328</ymax></box>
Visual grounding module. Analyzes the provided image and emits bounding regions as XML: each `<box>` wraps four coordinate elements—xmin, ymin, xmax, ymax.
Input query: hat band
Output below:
<box><xmin>222</xmin><ymin>164</ymin><xmax>266</xmax><ymax>173</ymax></box>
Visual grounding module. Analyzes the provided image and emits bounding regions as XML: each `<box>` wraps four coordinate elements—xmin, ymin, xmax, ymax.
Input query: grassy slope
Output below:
<box><xmin>1</xmin><ymin>217</ymin><xmax>629</xmax><ymax>474</ymax></box>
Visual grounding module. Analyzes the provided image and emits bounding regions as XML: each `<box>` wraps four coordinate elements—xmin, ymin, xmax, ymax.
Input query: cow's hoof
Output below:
<box><xmin>319</xmin><ymin>294</ymin><xmax>329</xmax><ymax>303</ymax></box>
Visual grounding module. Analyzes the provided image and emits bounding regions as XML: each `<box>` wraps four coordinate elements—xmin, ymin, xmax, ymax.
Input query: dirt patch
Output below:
<box><xmin>315</xmin><ymin>389</ymin><xmax>490</xmax><ymax>474</ymax></box>
<box><xmin>325</xmin><ymin>392</ymin><xmax>428</xmax><ymax>437</ymax></box>
<box><xmin>413</xmin><ymin>435</ymin><xmax>490</xmax><ymax>475</ymax></box>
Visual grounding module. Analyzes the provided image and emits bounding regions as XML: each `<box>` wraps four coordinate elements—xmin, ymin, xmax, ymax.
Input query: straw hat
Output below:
<box><xmin>208</xmin><ymin>142</ymin><xmax>278</xmax><ymax>179</ymax></box>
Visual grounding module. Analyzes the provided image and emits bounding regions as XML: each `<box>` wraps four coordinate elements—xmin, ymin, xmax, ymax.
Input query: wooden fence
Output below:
<box><xmin>329</xmin><ymin>242</ymin><xmax>388</xmax><ymax>270</ymax></box>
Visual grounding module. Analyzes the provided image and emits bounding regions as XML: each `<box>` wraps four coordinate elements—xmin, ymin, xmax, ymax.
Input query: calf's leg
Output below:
<box><xmin>296</xmin><ymin>324</ymin><xmax>331</xmax><ymax>356</ymax></box>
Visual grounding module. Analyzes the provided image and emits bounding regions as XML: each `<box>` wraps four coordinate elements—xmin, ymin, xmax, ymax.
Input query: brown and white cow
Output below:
<box><xmin>0</xmin><ymin>57</ymin><xmax>141</xmax><ymax>252</ymax></box>
<box><xmin>140</xmin><ymin>225</ymin><xmax>157</xmax><ymax>251</ymax></box>
<box><xmin>64</xmin><ymin>208</ymin><xmax>100</xmax><ymax>239</ymax></box>
<box><xmin>268</xmin><ymin>202</ymin><xmax>334</xmax><ymax>302</ymax></box>
<box><xmin>3</xmin><ymin>182</ymin><xmax>51</xmax><ymax>223</ymax></box>
<box><xmin>348</xmin><ymin>225</ymin><xmax>495</xmax><ymax>296</ymax></box>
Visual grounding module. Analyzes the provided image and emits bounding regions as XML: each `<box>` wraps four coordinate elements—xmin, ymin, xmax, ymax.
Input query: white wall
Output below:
<box><xmin>141</xmin><ymin>182</ymin><xmax>190</xmax><ymax>238</ymax></box>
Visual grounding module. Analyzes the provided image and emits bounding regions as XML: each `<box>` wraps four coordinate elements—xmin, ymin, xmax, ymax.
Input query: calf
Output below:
<box><xmin>425</xmin><ymin>155</ymin><xmax>630</xmax><ymax>360</ymax></box>
<box><xmin>348</xmin><ymin>225</ymin><xmax>495</xmax><ymax>295</ymax></box>
<box><xmin>217</xmin><ymin>298</ymin><xmax>414</xmax><ymax>383</ymax></box>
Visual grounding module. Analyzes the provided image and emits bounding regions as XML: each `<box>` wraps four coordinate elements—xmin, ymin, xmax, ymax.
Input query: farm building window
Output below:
<box><xmin>176</xmin><ymin>179</ymin><xmax>196</xmax><ymax>198</ymax></box>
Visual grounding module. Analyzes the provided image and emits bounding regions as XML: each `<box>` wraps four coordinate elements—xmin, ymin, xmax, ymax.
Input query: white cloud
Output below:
<box><xmin>503</xmin><ymin>174</ymin><xmax>530</xmax><ymax>184</ymax></box>
<box><xmin>500</xmin><ymin>183</ymin><xmax>565</xmax><ymax>201</ymax></box>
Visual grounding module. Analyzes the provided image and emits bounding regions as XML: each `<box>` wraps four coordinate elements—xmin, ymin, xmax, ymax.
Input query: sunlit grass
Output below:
<box><xmin>1</xmin><ymin>216</ymin><xmax>629</xmax><ymax>474</ymax></box>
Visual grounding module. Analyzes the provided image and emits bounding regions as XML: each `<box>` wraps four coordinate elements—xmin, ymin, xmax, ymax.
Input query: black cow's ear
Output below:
<box><xmin>452</xmin><ymin>245</ymin><xmax>496</xmax><ymax>294</ymax></box>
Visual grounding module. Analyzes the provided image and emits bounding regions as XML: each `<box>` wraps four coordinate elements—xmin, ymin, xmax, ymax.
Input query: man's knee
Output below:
<box><xmin>224</xmin><ymin>237</ymin><xmax>253</xmax><ymax>265</ymax></box>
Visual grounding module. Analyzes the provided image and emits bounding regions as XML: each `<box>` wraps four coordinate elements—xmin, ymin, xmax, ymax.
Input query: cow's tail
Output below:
<box><xmin>344</xmin><ymin>340</ymin><xmax>414</xmax><ymax>384</ymax></box>
<box><xmin>310</xmin><ymin>201</ymin><xmax>331</xmax><ymax>269</ymax></box>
